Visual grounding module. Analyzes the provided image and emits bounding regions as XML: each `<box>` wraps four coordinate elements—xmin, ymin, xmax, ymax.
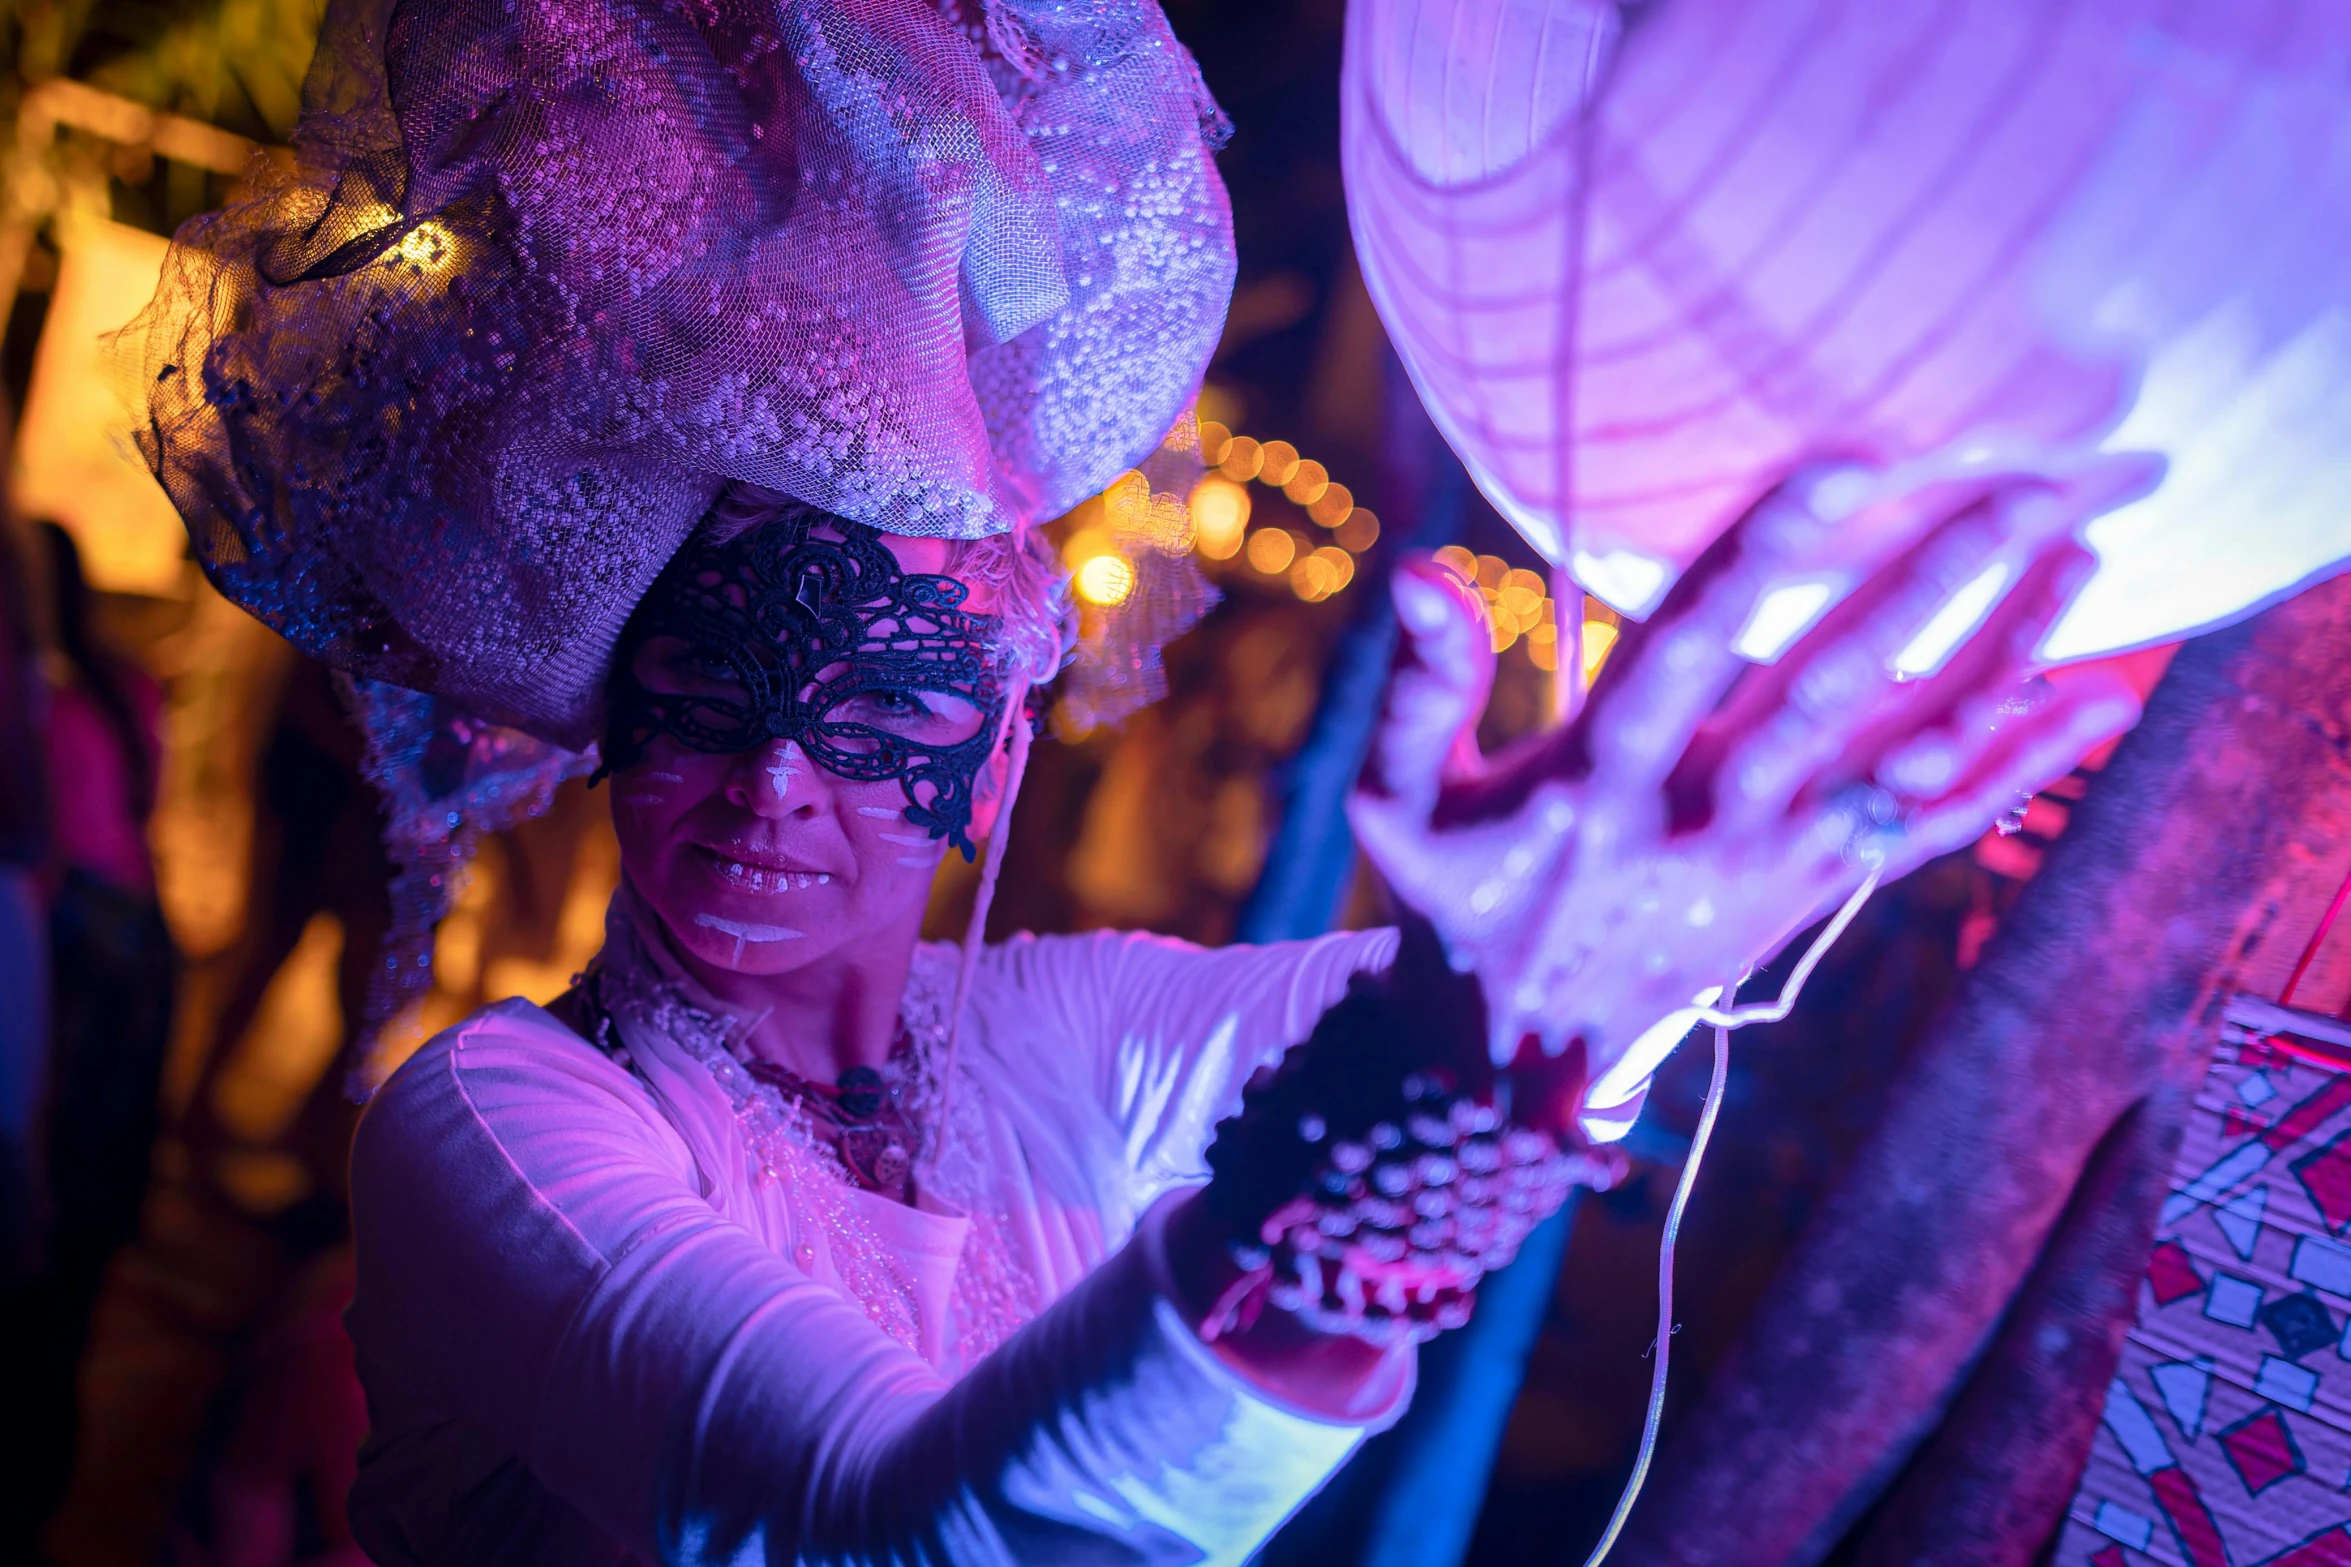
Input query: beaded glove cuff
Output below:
<box><xmin>1200</xmin><ymin>917</ymin><xmax>1621</xmax><ymax>1347</ymax></box>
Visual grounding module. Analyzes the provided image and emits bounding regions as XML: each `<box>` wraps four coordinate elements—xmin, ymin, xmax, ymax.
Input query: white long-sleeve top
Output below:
<box><xmin>344</xmin><ymin>925</ymin><xmax>1412</xmax><ymax>1567</ymax></box>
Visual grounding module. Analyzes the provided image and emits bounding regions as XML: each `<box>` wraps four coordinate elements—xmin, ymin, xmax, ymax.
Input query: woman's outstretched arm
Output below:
<box><xmin>347</xmin><ymin>1004</ymin><xmax>1406</xmax><ymax>1567</ymax></box>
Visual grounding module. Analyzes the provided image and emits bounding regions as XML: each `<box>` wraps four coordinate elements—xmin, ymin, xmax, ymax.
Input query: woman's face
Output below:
<box><xmin>609</xmin><ymin>534</ymin><xmax>1009</xmax><ymax>977</ymax></box>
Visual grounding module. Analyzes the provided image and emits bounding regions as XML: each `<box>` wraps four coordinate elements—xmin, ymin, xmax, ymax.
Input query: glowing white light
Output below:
<box><xmin>1894</xmin><ymin>561</ymin><xmax>2013</xmax><ymax>678</ymax></box>
<box><xmin>1734</xmin><ymin>579</ymin><xmax>1838</xmax><ymax>663</ymax></box>
<box><xmin>1585</xmin><ymin>985</ymin><xmax>1725</xmax><ymax>1114</ymax></box>
<box><xmin>2045</xmin><ymin>301</ymin><xmax>2351</xmax><ymax>661</ymax></box>
<box><xmin>1571</xmin><ymin>547</ymin><xmax>1672</xmax><ymax>617</ymax></box>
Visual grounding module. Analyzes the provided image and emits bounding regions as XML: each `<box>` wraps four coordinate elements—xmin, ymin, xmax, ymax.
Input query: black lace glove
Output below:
<box><xmin>1199</xmin><ymin>916</ymin><xmax>1622</xmax><ymax>1347</ymax></box>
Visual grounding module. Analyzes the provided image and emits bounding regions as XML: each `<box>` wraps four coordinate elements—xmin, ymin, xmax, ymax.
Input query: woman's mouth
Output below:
<box><xmin>696</xmin><ymin>846</ymin><xmax>834</xmax><ymax>895</ymax></box>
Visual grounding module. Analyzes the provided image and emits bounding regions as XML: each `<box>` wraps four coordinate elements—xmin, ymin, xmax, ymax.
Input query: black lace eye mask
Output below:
<box><xmin>601</xmin><ymin>507</ymin><xmax>1007</xmax><ymax>857</ymax></box>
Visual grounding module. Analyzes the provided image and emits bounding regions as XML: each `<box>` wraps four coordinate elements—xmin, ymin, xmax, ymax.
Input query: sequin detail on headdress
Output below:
<box><xmin>125</xmin><ymin>0</ymin><xmax>1236</xmax><ymax>749</ymax></box>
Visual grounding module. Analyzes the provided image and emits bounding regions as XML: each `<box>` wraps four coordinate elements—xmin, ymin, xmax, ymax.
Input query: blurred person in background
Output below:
<box><xmin>0</xmin><ymin>500</ymin><xmax>50</xmax><ymax>1283</ymax></box>
<box><xmin>29</xmin><ymin>521</ymin><xmax>177</xmax><ymax>1474</ymax></box>
<box><xmin>34</xmin><ymin>653</ymin><xmax>393</xmax><ymax>1567</ymax></box>
<box><xmin>0</xmin><ymin>496</ymin><xmax>52</xmax><ymax>1558</ymax></box>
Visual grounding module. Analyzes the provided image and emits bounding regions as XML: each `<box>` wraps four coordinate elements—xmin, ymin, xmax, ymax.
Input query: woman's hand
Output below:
<box><xmin>1349</xmin><ymin>459</ymin><xmax>2149</xmax><ymax>1114</ymax></box>
<box><xmin>1185</xmin><ymin>916</ymin><xmax>1607</xmax><ymax>1358</ymax></box>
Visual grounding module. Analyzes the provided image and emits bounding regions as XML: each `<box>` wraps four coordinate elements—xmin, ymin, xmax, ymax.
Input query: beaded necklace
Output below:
<box><xmin>583</xmin><ymin>888</ymin><xmax>1038</xmax><ymax>1365</ymax></box>
<box><xmin>741</xmin><ymin>1053</ymin><xmax>925</xmax><ymax>1203</ymax></box>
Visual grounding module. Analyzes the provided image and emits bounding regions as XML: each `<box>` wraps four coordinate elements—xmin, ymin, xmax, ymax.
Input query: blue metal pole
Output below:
<box><xmin>1244</xmin><ymin>360</ymin><xmax>1571</xmax><ymax>1567</ymax></box>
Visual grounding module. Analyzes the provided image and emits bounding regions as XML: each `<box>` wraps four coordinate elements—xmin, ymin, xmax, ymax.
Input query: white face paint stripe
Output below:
<box><xmin>621</xmin><ymin>793</ymin><xmax>667</xmax><ymax>806</ymax></box>
<box><xmin>693</xmin><ymin>912</ymin><xmax>804</xmax><ymax>966</ymax></box>
<box><xmin>764</xmin><ymin>741</ymin><xmax>805</xmax><ymax>800</ymax></box>
<box><xmin>855</xmin><ymin>806</ymin><xmax>904</xmax><ymax>819</ymax></box>
<box><xmin>692</xmin><ymin>913</ymin><xmax>802</xmax><ymax>941</ymax></box>
<box><xmin>895</xmin><ymin>854</ymin><xmax>937</xmax><ymax>867</ymax></box>
<box><xmin>878</xmin><ymin>831</ymin><xmax>933</xmax><ymax>846</ymax></box>
<box><xmin>647</xmin><ymin>771</ymin><xmax>686</xmax><ymax>783</ymax></box>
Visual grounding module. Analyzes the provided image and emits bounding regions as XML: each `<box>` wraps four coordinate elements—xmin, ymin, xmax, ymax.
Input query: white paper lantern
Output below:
<box><xmin>1344</xmin><ymin>0</ymin><xmax>2351</xmax><ymax>659</ymax></box>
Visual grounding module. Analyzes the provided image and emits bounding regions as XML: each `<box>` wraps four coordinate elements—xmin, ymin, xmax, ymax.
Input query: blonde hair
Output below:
<box><xmin>946</xmin><ymin>527</ymin><xmax>1076</xmax><ymax>688</ymax></box>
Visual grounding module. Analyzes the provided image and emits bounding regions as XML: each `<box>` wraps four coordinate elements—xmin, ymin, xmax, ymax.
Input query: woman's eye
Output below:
<box><xmin>827</xmin><ymin>686</ymin><xmax>982</xmax><ymax>742</ymax></box>
<box><xmin>661</xmin><ymin>648</ymin><xmax>736</xmax><ymax>686</ymax></box>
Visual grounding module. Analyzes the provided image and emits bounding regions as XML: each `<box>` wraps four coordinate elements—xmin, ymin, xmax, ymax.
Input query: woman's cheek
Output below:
<box><xmin>851</xmin><ymin>803</ymin><xmax>949</xmax><ymax>876</ymax></box>
<box><xmin>609</xmin><ymin>752</ymin><xmax>724</xmax><ymax>877</ymax></box>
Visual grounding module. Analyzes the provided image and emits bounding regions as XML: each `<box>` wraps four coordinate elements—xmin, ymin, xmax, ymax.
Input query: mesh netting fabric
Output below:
<box><xmin>342</xmin><ymin>677</ymin><xmax>598</xmax><ymax>1070</ymax></box>
<box><xmin>1057</xmin><ymin>411</ymin><xmax>1219</xmax><ymax>732</ymax></box>
<box><xmin>131</xmin><ymin>0</ymin><xmax>1235</xmax><ymax>750</ymax></box>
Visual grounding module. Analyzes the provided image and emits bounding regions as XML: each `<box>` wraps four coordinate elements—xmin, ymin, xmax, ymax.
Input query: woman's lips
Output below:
<box><xmin>694</xmin><ymin>844</ymin><xmax>836</xmax><ymax>895</ymax></box>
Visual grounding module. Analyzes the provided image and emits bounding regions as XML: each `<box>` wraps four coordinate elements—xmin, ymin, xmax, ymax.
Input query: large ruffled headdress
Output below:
<box><xmin>128</xmin><ymin>0</ymin><xmax>1234</xmax><ymax>1042</ymax></box>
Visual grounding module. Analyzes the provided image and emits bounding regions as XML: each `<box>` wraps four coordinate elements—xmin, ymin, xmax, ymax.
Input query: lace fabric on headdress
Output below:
<box><xmin>126</xmin><ymin>0</ymin><xmax>1235</xmax><ymax>750</ymax></box>
<box><xmin>604</xmin><ymin>502</ymin><xmax>1007</xmax><ymax>855</ymax></box>
<box><xmin>344</xmin><ymin>678</ymin><xmax>598</xmax><ymax>1076</ymax></box>
<box><xmin>1055</xmin><ymin>411</ymin><xmax>1222</xmax><ymax>733</ymax></box>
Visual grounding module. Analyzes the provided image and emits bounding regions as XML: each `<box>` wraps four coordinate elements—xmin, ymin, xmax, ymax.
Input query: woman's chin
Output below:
<box><xmin>639</xmin><ymin>859</ymin><xmax>931</xmax><ymax>978</ymax></box>
<box><xmin>665</xmin><ymin>894</ymin><xmax>826</xmax><ymax>970</ymax></box>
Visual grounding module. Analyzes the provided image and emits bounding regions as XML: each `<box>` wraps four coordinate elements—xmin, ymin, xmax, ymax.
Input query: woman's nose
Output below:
<box><xmin>728</xmin><ymin>739</ymin><xmax>826</xmax><ymax>819</ymax></box>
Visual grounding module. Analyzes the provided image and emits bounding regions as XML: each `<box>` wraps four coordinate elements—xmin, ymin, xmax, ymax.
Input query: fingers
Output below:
<box><xmin>1893</xmin><ymin>670</ymin><xmax>2142</xmax><ymax>863</ymax></box>
<box><xmin>1579</xmin><ymin>461</ymin><xmax>1965</xmax><ymax>797</ymax></box>
<box><xmin>1858</xmin><ymin>545</ymin><xmax>2099</xmax><ymax>801</ymax></box>
<box><xmin>1707</xmin><ymin>483</ymin><xmax>2091</xmax><ymax>833</ymax></box>
<box><xmin>1361</xmin><ymin>558</ymin><xmax>1494</xmax><ymax>811</ymax></box>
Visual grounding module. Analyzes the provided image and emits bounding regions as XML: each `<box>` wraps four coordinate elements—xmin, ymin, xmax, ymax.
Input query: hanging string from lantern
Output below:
<box><xmin>927</xmin><ymin>677</ymin><xmax>1035</xmax><ymax>1182</ymax></box>
<box><xmin>1575</xmin><ymin>857</ymin><xmax>1884</xmax><ymax>1567</ymax></box>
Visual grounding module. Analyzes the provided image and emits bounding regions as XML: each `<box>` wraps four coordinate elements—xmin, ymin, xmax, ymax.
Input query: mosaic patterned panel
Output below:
<box><xmin>2061</xmin><ymin>1013</ymin><xmax>2351</xmax><ymax>1566</ymax></box>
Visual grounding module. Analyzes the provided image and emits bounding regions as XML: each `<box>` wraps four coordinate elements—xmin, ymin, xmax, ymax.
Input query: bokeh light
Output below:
<box><xmin>1307</xmin><ymin>482</ymin><xmax>1352</xmax><ymax>528</ymax></box>
<box><xmin>1283</xmin><ymin>459</ymin><xmax>1330</xmax><ymax>506</ymax></box>
<box><xmin>1183</xmin><ymin>409</ymin><xmax>1378</xmax><ymax>602</ymax></box>
<box><xmin>1310</xmin><ymin>544</ymin><xmax>1354</xmax><ymax>594</ymax></box>
<box><xmin>1246</xmin><ymin>527</ymin><xmax>1298</xmax><ymax>575</ymax></box>
<box><xmin>1075</xmin><ymin>552</ymin><xmax>1137</xmax><ymax>607</ymax></box>
<box><xmin>1198</xmin><ymin>418</ymin><xmax>1233</xmax><ymax>467</ymax></box>
<box><xmin>1291</xmin><ymin>552</ymin><xmax>1335</xmax><ymax>600</ymax></box>
<box><xmin>1499</xmin><ymin>569</ymin><xmax>1545</xmax><ymax>624</ymax></box>
<box><xmin>1190</xmin><ymin>475</ymin><xmax>1251</xmax><ymax>559</ymax></box>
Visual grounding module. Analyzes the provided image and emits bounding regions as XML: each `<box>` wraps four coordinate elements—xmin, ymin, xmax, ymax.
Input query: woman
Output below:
<box><xmin>123</xmin><ymin>1</ymin><xmax>2143</xmax><ymax>1560</ymax></box>
<box><xmin>338</xmin><ymin>474</ymin><xmax>2132</xmax><ymax>1565</ymax></box>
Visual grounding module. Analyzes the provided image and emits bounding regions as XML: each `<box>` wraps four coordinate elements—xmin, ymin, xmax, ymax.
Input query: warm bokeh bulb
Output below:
<box><xmin>1074</xmin><ymin>551</ymin><xmax>1137</xmax><ymax>607</ymax></box>
<box><xmin>1189</xmin><ymin>476</ymin><xmax>1251</xmax><ymax>560</ymax></box>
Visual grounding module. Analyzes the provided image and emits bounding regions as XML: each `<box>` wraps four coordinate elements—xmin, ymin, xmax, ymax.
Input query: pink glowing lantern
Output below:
<box><xmin>1344</xmin><ymin>0</ymin><xmax>2351</xmax><ymax>659</ymax></box>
